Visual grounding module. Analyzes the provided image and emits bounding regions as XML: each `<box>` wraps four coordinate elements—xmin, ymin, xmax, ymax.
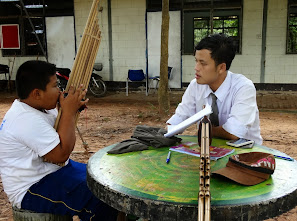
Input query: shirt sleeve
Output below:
<box><xmin>222</xmin><ymin>84</ymin><xmax>258</xmax><ymax>138</ymax></box>
<box><xmin>12</xmin><ymin>112</ymin><xmax>60</xmax><ymax>157</ymax></box>
<box><xmin>167</xmin><ymin>80</ymin><xmax>198</xmax><ymax>125</ymax></box>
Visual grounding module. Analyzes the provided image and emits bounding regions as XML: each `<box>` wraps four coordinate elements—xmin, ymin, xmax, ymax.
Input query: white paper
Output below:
<box><xmin>164</xmin><ymin>104</ymin><xmax>212</xmax><ymax>137</ymax></box>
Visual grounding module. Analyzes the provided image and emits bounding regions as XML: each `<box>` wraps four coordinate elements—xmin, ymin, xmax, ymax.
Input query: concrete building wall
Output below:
<box><xmin>232</xmin><ymin>0</ymin><xmax>263</xmax><ymax>83</ymax></box>
<box><xmin>0</xmin><ymin>53</ymin><xmax>46</xmax><ymax>81</ymax></box>
<box><xmin>110</xmin><ymin>0</ymin><xmax>146</xmax><ymax>81</ymax></box>
<box><xmin>1</xmin><ymin>0</ymin><xmax>297</xmax><ymax>86</ymax></box>
<box><xmin>265</xmin><ymin>0</ymin><xmax>297</xmax><ymax>84</ymax></box>
<box><xmin>74</xmin><ymin>0</ymin><xmax>147</xmax><ymax>82</ymax></box>
<box><xmin>182</xmin><ymin>0</ymin><xmax>264</xmax><ymax>83</ymax></box>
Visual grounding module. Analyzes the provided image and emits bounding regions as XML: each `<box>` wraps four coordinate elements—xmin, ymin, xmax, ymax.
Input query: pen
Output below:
<box><xmin>274</xmin><ymin>155</ymin><xmax>294</xmax><ymax>161</ymax></box>
<box><xmin>166</xmin><ymin>151</ymin><xmax>171</xmax><ymax>164</ymax></box>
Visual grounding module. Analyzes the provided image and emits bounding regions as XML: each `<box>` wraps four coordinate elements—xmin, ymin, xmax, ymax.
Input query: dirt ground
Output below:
<box><xmin>0</xmin><ymin>90</ymin><xmax>297</xmax><ymax>221</ymax></box>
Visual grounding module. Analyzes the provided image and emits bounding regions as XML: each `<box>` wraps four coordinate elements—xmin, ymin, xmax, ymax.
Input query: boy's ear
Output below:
<box><xmin>31</xmin><ymin>89</ymin><xmax>42</xmax><ymax>100</ymax></box>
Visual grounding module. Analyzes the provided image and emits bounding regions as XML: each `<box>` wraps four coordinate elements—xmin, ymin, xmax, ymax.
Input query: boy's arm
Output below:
<box><xmin>43</xmin><ymin>85</ymin><xmax>88</xmax><ymax>164</ymax></box>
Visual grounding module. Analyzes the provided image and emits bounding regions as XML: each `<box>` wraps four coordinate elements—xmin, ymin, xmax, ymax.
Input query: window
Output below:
<box><xmin>287</xmin><ymin>0</ymin><xmax>297</xmax><ymax>53</ymax></box>
<box><xmin>193</xmin><ymin>15</ymin><xmax>239</xmax><ymax>47</ymax></box>
<box><xmin>146</xmin><ymin>0</ymin><xmax>242</xmax><ymax>54</ymax></box>
<box><xmin>184</xmin><ymin>9</ymin><xmax>241</xmax><ymax>54</ymax></box>
<box><xmin>183</xmin><ymin>0</ymin><xmax>242</xmax><ymax>54</ymax></box>
<box><xmin>0</xmin><ymin>0</ymin><xmax>74</xmax><ymax>57</ymax></box>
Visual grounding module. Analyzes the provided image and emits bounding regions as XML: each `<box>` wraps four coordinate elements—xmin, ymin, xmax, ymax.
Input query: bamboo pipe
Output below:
<box><xmin>82</xmin><ymin>28</ymin><xmax>101</xmax><ymax>87</ymax></box>
<box><xmin>198</xmin><ymin>117</ymin><xmax>211</xmax><ymax>221</ymax></box>
<box><xmin>66</xmin><ymin>0</ymin><xmax>99</xmax><ymax>90</ymax></box>
<box><xmin>72</xmin><ymin>32</ymin><xmax>95</xmax><ymax>87</ymax></box>
<box><xmin>74</xmin><ymin>24</ymin><xmax>98</xmax><ymax>86</ymax></box>
<box><xmin>205</xmin><ymin>191</ymin><xmax>211</xmax><ymax>221</ymax></box>
<box><xmin>79</xmin><ymin>23</ymin><xmax>101</xmax><ymax>88</ymax></box>
<box><xmin>205</xmin><ymin>121</ymin><xmax>211</xmax><ymax>221</ymax></box>
<box><xmin>54</xmin><ymin>0</ymin><xmax>101</xmax><ymax>130</ymax></box>
<box><xmin>198</xmin><ymin>191</ymin><xmax>205</xmax><ymax>221</ymax></box>
<box><xmin>198</xmin><ymin>121</ymin><xmax>206</xmax><ymax>221</ymax></box>
<box><xmin>201</xmin><ymin>122</ymin><xmax>205</xmax><ymax>158</ymax></box>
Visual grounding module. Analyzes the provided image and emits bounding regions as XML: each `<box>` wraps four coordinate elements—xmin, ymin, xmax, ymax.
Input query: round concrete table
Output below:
<box><xmin>87</xmin><ymin>136</ymin><xmax>297</xmax><ymax>221</ymax></box>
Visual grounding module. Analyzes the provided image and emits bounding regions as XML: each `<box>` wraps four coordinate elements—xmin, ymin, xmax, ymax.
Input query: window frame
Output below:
<box><xmin>193</xmin><ymin>14</ymin><xmax>240</xmax><ymax>47</ymax></box>
<box><xmin>287</xmin><ymin>0</ymin><xmax>297</xmax><ymax>54</ymax></box>
<box><xmin>183</xmin><ymin>8</ymin><xmax>242</xmax><ymax>55</ymax></box>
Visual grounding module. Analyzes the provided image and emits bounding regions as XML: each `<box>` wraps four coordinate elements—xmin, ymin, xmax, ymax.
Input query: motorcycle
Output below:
<box><xmin>56</xmin><ymin>63</ymin><xmax>107</xmax><ymax>97</ymax></box>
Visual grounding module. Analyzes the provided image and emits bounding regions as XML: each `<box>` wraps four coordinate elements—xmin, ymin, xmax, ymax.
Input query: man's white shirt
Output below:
<box><xmin>167</xmin><ymin>71</ymin><xmax>262</xmax><ymax>144</ymax></box>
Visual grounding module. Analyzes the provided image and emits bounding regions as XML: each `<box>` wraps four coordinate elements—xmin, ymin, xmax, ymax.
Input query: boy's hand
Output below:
<box><xmin>59</xmin><ymin>84</ymin><xmax>89</xmax><ymax>115</ymax></box>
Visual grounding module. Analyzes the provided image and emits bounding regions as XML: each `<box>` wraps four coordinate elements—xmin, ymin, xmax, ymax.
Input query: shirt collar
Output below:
<box><xmin>203</xmin><ymin>71</ymin><xmax>231</xmax><ymax>102</ymax></box>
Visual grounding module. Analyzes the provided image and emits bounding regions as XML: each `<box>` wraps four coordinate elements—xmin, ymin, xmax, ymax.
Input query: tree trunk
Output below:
<box><xmin>158</xmin><ymin>0</ymin><xmax>170</xmax><ymax>116</ymax></box>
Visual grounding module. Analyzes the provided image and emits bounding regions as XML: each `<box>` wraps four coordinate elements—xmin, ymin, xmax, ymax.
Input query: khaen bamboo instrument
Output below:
<box><xmin>54</xmin><ymin>0</ymin><xmax>101</xmax><ymax>130</ymax></box>
<box><xmin>198</xmin><ymin>116</ymin><xmax>212</xmax><ymax>221</ymax></box>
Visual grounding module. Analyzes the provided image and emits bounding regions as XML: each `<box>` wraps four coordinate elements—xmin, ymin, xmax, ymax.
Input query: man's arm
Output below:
<box><xmin>217</xmin><ymin>81</ymin><xmax>259</xmax><ymax>141</ymax></box>
<box><xmin>167</xmin><ymin>80</ymin><xmax>200</xmax><ymax>125</ymax></box>
<box><xmin>44</xmin><ymin>85</ymin><xmax>88</xmax><ymax>163</ymax></box>
<box><xmin>212</xmin><ymin>125</ymin><xmax>238</xmax><ymax>140</ymax></box>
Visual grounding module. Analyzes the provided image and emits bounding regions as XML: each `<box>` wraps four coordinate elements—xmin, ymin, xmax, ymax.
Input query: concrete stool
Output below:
<box><xmin>12</xmin><ymin>207</ymin><xmax>72</xmax><ymax>221</ymax></box>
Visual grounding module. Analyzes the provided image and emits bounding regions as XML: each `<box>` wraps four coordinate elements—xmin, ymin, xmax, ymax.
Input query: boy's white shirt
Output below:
<box><xmin>0</xmin><ymin>99</ymin><xmax>65</xmax><ymax>208</ymax></box>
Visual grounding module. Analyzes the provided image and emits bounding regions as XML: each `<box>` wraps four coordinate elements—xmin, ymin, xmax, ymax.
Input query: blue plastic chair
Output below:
<box><xmin>149</xmin><ymin>66</ymin><xmax>173</xmax><ymax>92</ymax></box>
<box><xmin>126</xmin><ymin>69</ymin><xmax>148</xmax><ymax>96</ymax></box>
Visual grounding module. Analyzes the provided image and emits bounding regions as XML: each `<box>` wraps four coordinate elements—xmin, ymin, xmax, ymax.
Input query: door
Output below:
<box><xmin>46</xmin><ymin>16</ymin><xmax>76</xmax><ymax>69</ymax></box>
<box><xmin>147</xmin><ymin>11</ymin><xmax>181</xmax><ymax>89</ymax></box>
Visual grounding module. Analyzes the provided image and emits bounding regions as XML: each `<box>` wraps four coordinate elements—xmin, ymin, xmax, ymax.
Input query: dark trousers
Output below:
<box><xmin>21</xmin><ymin>159</ymin><xmax>118</xmax><ymax>221</ymax></box>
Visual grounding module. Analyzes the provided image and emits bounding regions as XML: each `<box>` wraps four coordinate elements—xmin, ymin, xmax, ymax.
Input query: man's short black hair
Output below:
<box><xmin>194</xmin><ymin>33</ymin><xmax>236</xmax><ymax>70</ymax></box>
<box><xmin>16</xmin><ymin>60</ymin><xmax>56</xmax><ymax>99</ymax></box>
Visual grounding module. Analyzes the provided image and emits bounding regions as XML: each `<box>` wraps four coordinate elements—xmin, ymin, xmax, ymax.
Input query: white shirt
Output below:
<box><xmin>167</xmin><ymin>71</ymin><xmax>262</xmax><ymax>144</ymax></box>
<box><xmin>0</xmin><ymin>100</ymin><xmax>62</xmax><ymax>208</ymax></box>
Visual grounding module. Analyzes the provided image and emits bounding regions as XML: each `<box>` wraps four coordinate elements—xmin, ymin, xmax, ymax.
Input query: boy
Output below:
<box><xmin>167</xmin><ymin>34</ymin><xmax>262</xmax><ymax>144</ymax></box>
<box><xmin>0</xmin><ymin>60</ymin><xmax>118</xmax><ymax>220</ymax></box>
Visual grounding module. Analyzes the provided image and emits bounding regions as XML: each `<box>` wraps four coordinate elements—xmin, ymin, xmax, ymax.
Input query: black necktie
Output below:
<box><xmin>209</xmin><ymin>93</ymin><xmax>219</xmax><ymax>126</ymax></box>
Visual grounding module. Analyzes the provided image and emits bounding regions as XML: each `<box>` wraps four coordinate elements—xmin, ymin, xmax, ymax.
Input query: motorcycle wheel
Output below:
<box><xmin>88</xmin><ymin>74</ymin><xmax>107</xmax><ymax>97</ymax></box>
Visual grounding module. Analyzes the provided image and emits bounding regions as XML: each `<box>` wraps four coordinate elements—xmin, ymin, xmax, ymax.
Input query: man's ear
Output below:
<box><xmin>218</xmin><ymin>63</ymin><xmax>227</xmax><ymax>74</ymax></box>
<box><xmin>31</xmin><ymin>89</ymin><xmax>42</xmax><ymax>100</ymax></box>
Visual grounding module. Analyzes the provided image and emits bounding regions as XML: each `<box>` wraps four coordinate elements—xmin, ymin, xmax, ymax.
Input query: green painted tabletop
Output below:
<box><xmin>87</xmin><ymin>136</ymin><xmax>297</xmax><ymax>221</ymax></box>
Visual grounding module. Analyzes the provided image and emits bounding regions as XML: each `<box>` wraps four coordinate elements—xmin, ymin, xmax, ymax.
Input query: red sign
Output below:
<box><xmin>0</xmin><ymin>24</ymin><xmax>20</xmax><ymax>49</ymax></box>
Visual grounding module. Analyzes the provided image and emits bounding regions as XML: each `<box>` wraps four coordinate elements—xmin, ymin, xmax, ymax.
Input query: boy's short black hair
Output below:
<box><xmin>194</xmin><ymin>33</ymin><xmax>236</xmax><ymax>70</ymax></box>
<box><xmin>16</xmin><ymin>60</ymin><xmax>56</xmax><ymax>99</ymax></box>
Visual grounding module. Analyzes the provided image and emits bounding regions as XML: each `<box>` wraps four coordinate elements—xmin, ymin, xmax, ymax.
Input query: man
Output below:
<box><xmin>0</xmin><ymin>60</ymin><xmax>118</xmax><ymax>220</ymax></box>
<box><xmin>167</xmin><ymin>34</ymin><xmax>262</xmax><ymax>144</ymax></box>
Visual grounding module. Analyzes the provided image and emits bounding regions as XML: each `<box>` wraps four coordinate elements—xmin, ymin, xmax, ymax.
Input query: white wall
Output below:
<box><xmin>182</xmin><ymin>0</ymin><xmax>297</xmax><ymax>85</ymax></box>
<box><xmin>0</xmin><ymin>54</ymin><xmax>46</xmax><ymax>80</ymax></box>
<box><xmin>2</xmin><ymin>0</ymin><xmax>297</xmax><ymax>85</ymax></box>
<box><xmin>265</xmin><ymin>0</ymin><xmax>297</xmax><ymax>83</ymax></box>
<box><xmin>182</xmin><ymin>0</ymin><xmax>264</xmax><ymax>83</ymax></box>
<box><xmin>232</xmin><ymin>0</ymin><xmax>263</xmax><ymax>83</ymax></box>
<box><xmin>46</xmin><ymin>16</ymin><xmax>76</xmax><ymax>69</ymax></box>
<box><xmin>147</xmin><ymin>11</ymin><xmax>181</xmax><ymax>88</ymax></box>
<box><xmin>111</xmin><ymin>0</ymin><xmax>146</xmax><ymax>81</ymax></box>
<box><xmin>74</xmin><ymin>0</ymin><xmax>146</xmax><ymax>81</ymax></box>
